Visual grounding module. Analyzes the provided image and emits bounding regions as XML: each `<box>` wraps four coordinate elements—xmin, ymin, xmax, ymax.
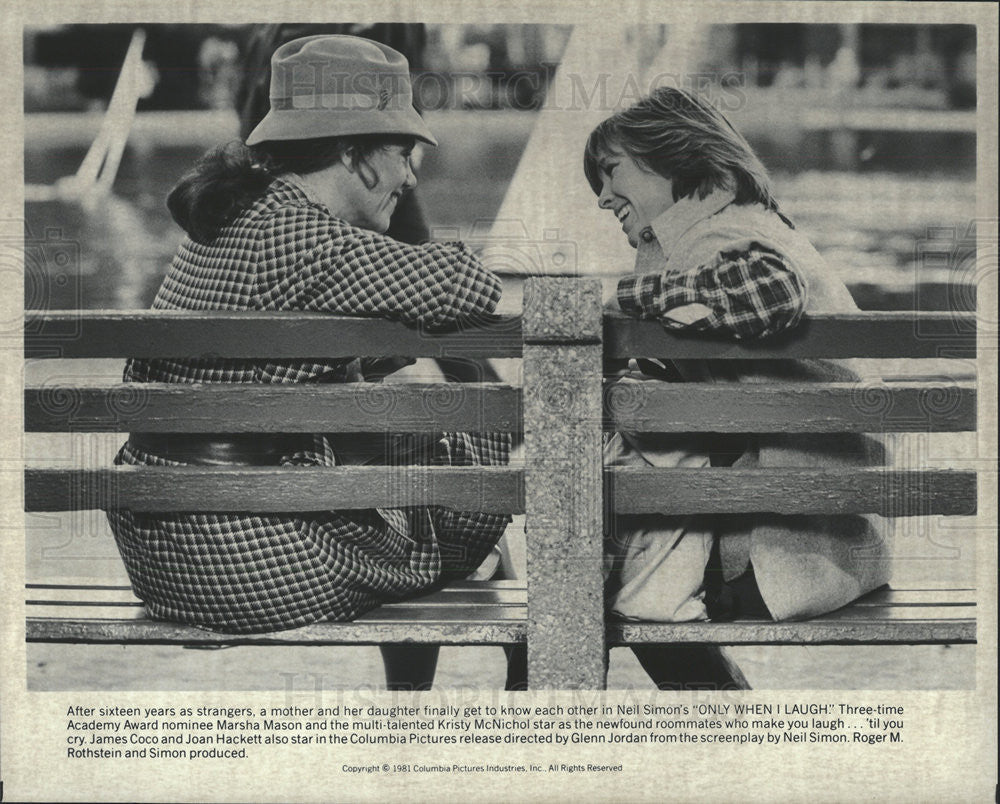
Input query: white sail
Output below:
<box><xmin>480</xmin><ymin>24</ymin><xmax>637</xmax><ymax>279</ymax></box>
<box><xmin>25</xmin><ymin>28</ymin><xmax>152</xmax><ymax>206</ymax></box>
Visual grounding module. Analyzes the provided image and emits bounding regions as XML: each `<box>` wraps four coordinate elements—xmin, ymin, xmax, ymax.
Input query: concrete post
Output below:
<box><xmin>522</xmin><ymin>277</ymin><xmax>606</xmax><ymax>689</ymax></box>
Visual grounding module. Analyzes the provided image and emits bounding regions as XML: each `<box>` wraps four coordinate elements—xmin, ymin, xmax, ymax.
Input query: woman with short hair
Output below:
<box><xmin>586</xmin><ymin>86</ymin><xmax>890</xmax><ymax>689</ymax></box>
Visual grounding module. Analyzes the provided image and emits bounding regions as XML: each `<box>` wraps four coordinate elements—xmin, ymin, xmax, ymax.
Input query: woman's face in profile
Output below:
<box><xmin>345</xmin><ymin>142</ymin><xmax>418</xmax><ymax>233</ymax></box>
<box><xmin>595</xmin><ymin>146</ymin><xmax>676</xmax><ymax>248</ymax></box>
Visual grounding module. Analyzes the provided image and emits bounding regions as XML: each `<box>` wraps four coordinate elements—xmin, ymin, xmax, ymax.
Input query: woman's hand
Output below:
<box><xmin>360</xmin><ymin>356</ymin><xmax>417</xmax><ymax>381</ymax></box>
<box><xmin>602</xmin><ymin>276</ymin><xmax>624</xmax><ymax>312</ymax></box>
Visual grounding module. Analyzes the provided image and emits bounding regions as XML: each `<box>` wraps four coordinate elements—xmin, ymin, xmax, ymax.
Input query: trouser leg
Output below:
<box><xmin>380</xmin><ymin>645</ymin><xmax>440</xmax><ymax>691</ymax></box>
<box><xmin>630</xmin><ymin>644</ymin><xmax>750</xmax><ymax>691</ymax></box>
<box><xmin>502</xmin><ymin>644</ymin><xmax>528</xmax><ymax>691</ymax></box>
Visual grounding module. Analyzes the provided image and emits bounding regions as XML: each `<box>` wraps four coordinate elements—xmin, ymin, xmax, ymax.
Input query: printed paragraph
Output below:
<box><xmin>62</xmin><ymin>700</ymin><xmax>906</xmax><ymax>764</ymax></box>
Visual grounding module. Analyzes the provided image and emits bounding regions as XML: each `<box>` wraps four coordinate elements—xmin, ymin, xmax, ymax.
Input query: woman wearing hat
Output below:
<box><xmin>107</xmin><ymin>35</ymin><xmax>511</xmax><ymax>689</ymax></box>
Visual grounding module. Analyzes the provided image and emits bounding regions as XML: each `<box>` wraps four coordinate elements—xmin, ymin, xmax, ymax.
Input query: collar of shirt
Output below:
<box><xmin>634</xmin><ymin>189</ymin><xmax>737</xmax><ymax>273</ymax></box>
<box><xmin>267</xmin><ymin>173</ymin><xmax>334</xmax><ymax>215</ymax></box>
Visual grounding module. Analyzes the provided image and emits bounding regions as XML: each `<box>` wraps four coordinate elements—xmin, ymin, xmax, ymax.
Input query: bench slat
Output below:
<box><xmin>26</xmin><ymin>311</ymin><xmax>977</xmax><ymax>361</ymax></box>
<box><xmin>845</xmin><ymin>588</ymin><xmax>975</xmax><ymax>606</ymax></box>
<box><xmin>811</xmin><ymin>605</ymin><xmax>974</xmax><ymax>621</ymax></box>
<box><xmin>609</xmin><ymin>618</ymin><xmax>976</xmax><ymax>645</ymax></box>
<box><xmin>24</xmin><ymin>466</ymin><xmax>524</xmax><ymax>514</ymax></box>
<box><xmin>26</xmin><ymin>380</ymin><xmax>976</xmax><ymax>434</ymax></box>
<box><xmin>29</xmin><ymin>605</ymin><xmax>146</xmax><ymax>619</ymax></box>
<box><xmin>609</xmin><ymin>382</ymin><xmax>976</xmax><ymax>433</ymax></box>
<box><xmin>610</xmin><ymin>467</ymin><xmax>976</xmax><ymax>516</ymax></box>
<box><xmin>606</xmin><ymin>312</ymin><xmax>976</xmax><ymax>359</ymax></box>
<box><xmin>26</xmin><ymin>582</ymin><xmax>527</xmax><ymax>607</ymax></box>
<box><xmin>24</xmin><ymin>579</ymin><xmax>523</xmax><ymax>591</ymax></box>
<box><xmin>26</xmin><ymin>618</ymin><xmax>527</xmax><ymax>645</ymax></box>
<box><xmin>25</xmin><ymin>310</ymin><xmax>524</xmax><ymax>359</ymax></box>
<box><xmin>25</xmin><ymin>383</ymin><xmax>522</xmax><ymax>433</ymax></box>
<box><xmin>25</xmin><ymin>589</ymin><xmax>973</xmax><ymax>647</ymax></box>
<box><xmin>26</xmin><ymin>604</ymin><xmax>527</xmax><ymax>622</ymax></box>
<box><xmin>25</xmin><ymin>466</ymin><xmax>975</xmax><ymax>516</ymax></box>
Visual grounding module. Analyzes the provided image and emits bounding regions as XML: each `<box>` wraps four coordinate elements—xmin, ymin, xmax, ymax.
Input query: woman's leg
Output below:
<box><xmin>508</xmin><ymin>643</ymin><xmax>748</xmax><ymax>691</ymax></box>
<box><xmin>380</xmin><ymin>645</ymin><xmax>440</xmax><ymax>691</ymax></box>
<box><xmin>503</xmin><ymin>644</ymin><xmax>528</xmax><ymax>691</ymax></box>
<box><xmin>630</xmin><ymin>644</ymin><xmax>750</xmax><ymax>691</ymax></box>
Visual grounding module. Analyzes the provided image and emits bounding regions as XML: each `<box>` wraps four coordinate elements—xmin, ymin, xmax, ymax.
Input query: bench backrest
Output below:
<box><xmin>24</xmin><ymin>310</ymin><xmax>524</xmax><ymax>514</ymax></box>
<box><xmin>23</xmin><ymin>277</ymin><xmax>978</xmax><ymax>688</ymax></box>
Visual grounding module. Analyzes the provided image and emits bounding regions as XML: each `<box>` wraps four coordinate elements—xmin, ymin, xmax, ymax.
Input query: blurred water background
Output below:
<box><xmin>23</xmin><ymin>22</ymin><xmax>978</xmax><ymax>312</ymax></box>
<box><xmin>23</xmin><ymin>112</ymin><xmax>977</xmax><ymax>311</ymax></box>
<box><xmin>21</xmin><ymin>23</ymin><xmax>982</xmax><ymax>690</ymax></box>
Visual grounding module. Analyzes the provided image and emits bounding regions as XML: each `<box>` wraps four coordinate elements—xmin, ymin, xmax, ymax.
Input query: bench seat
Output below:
<box><xmin>26</xmin><ymin>581</ymin><xmax>973</xmax><ymax>648</ymax></box>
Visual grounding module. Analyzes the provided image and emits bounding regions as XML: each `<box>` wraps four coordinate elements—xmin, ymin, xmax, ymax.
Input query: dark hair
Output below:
<box><xmin>583</xmin><ymin>87</ymin><xmax>778</xmax><ymax>211</ymax></box>
<box><xmin>167</xmin><ymin>135</ymin><xmax>413</xmax><ymax>243</ymax></box>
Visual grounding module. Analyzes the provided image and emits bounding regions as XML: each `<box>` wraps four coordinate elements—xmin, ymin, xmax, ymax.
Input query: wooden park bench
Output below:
<box><xmin>23</xmin><ymin>277</ymin><xmax>978</xmax><ymax>689</ymax></box>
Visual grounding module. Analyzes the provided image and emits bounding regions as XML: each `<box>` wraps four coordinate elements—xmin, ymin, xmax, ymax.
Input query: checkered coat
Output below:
<box><xmin>107</xmin><ymin>177</ymin><xmax>511</xmax><ymax>633</ymax></box>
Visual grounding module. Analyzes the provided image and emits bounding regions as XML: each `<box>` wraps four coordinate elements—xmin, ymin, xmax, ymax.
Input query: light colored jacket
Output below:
<box><xmin>634</xmin><ymin>191</ymin><xmax>891</xmax><ymax>620</ymax></box>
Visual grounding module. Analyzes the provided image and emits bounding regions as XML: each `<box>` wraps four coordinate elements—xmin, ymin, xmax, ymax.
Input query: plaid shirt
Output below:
<box><xmin>109</xmin><ymin>177</ymin><xmax>510</xmax><ymax>633</ymax></box>
<box><xmin>616</xmin><ymin>242</ymin><xmax>806</xmax><ymax>340</ymax></box>
<box><xmin>126</xmin><ymin>176</ymin><xmax>501</xmax><ymax>385</ymax></box>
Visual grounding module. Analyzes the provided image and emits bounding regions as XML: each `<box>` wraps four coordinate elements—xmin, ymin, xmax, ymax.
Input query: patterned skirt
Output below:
<box><xmin>106</xmin><ymin>432</ymin><xmax>511</xmax><ymax>634</ymax></box>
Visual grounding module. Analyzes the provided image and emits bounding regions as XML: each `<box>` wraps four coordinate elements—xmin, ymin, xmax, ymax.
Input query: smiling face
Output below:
<box><xmin>341</xmin><ymin>142</ymin><xmax>418</xmax><ymax>233</ymax></box>
<box><xmin>595</xmin><ymin>147</ymin><xmax>676</xmax><ymax>248</ymax></box>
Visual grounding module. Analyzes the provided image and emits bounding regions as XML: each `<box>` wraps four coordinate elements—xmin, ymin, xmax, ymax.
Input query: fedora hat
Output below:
<box><xmin>245</xmin><ymin>34</ymin><xmax>437</xmax><ymax>147</ymax></box>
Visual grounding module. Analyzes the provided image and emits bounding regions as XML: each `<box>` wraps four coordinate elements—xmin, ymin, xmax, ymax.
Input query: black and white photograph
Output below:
<box><xmin>2</xmin><ymin>3</ymin><xmax>997</xmax><ymax>802</ymax></box>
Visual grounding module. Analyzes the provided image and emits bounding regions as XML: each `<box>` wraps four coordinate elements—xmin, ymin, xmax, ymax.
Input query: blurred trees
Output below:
<box><xmin>24</xmin><ymin>23</ymin><xmax>974</xmax><ymax>113</ymax></box>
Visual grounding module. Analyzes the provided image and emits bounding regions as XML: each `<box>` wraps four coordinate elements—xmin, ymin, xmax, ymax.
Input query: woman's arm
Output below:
<box><xmin>614</xmin><ymin>242</ymin><xmax>806</xmax><ymax>340</ymax></box>
<box><xmin>255</xmin><ymin>208</ymin><xmax>502</xmax><ymax>328</ymax></box>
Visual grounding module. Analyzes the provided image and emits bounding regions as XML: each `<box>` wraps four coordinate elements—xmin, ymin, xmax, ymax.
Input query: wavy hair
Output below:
<box><xmin>583</xmin><ymin>86</ymin><xmax>779</xmax><ymax>212</ymax></box>
<box><xmin>167</xmin><ymin>135</ymin><xmax>413</xmax><ymax>244</ymax></box>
